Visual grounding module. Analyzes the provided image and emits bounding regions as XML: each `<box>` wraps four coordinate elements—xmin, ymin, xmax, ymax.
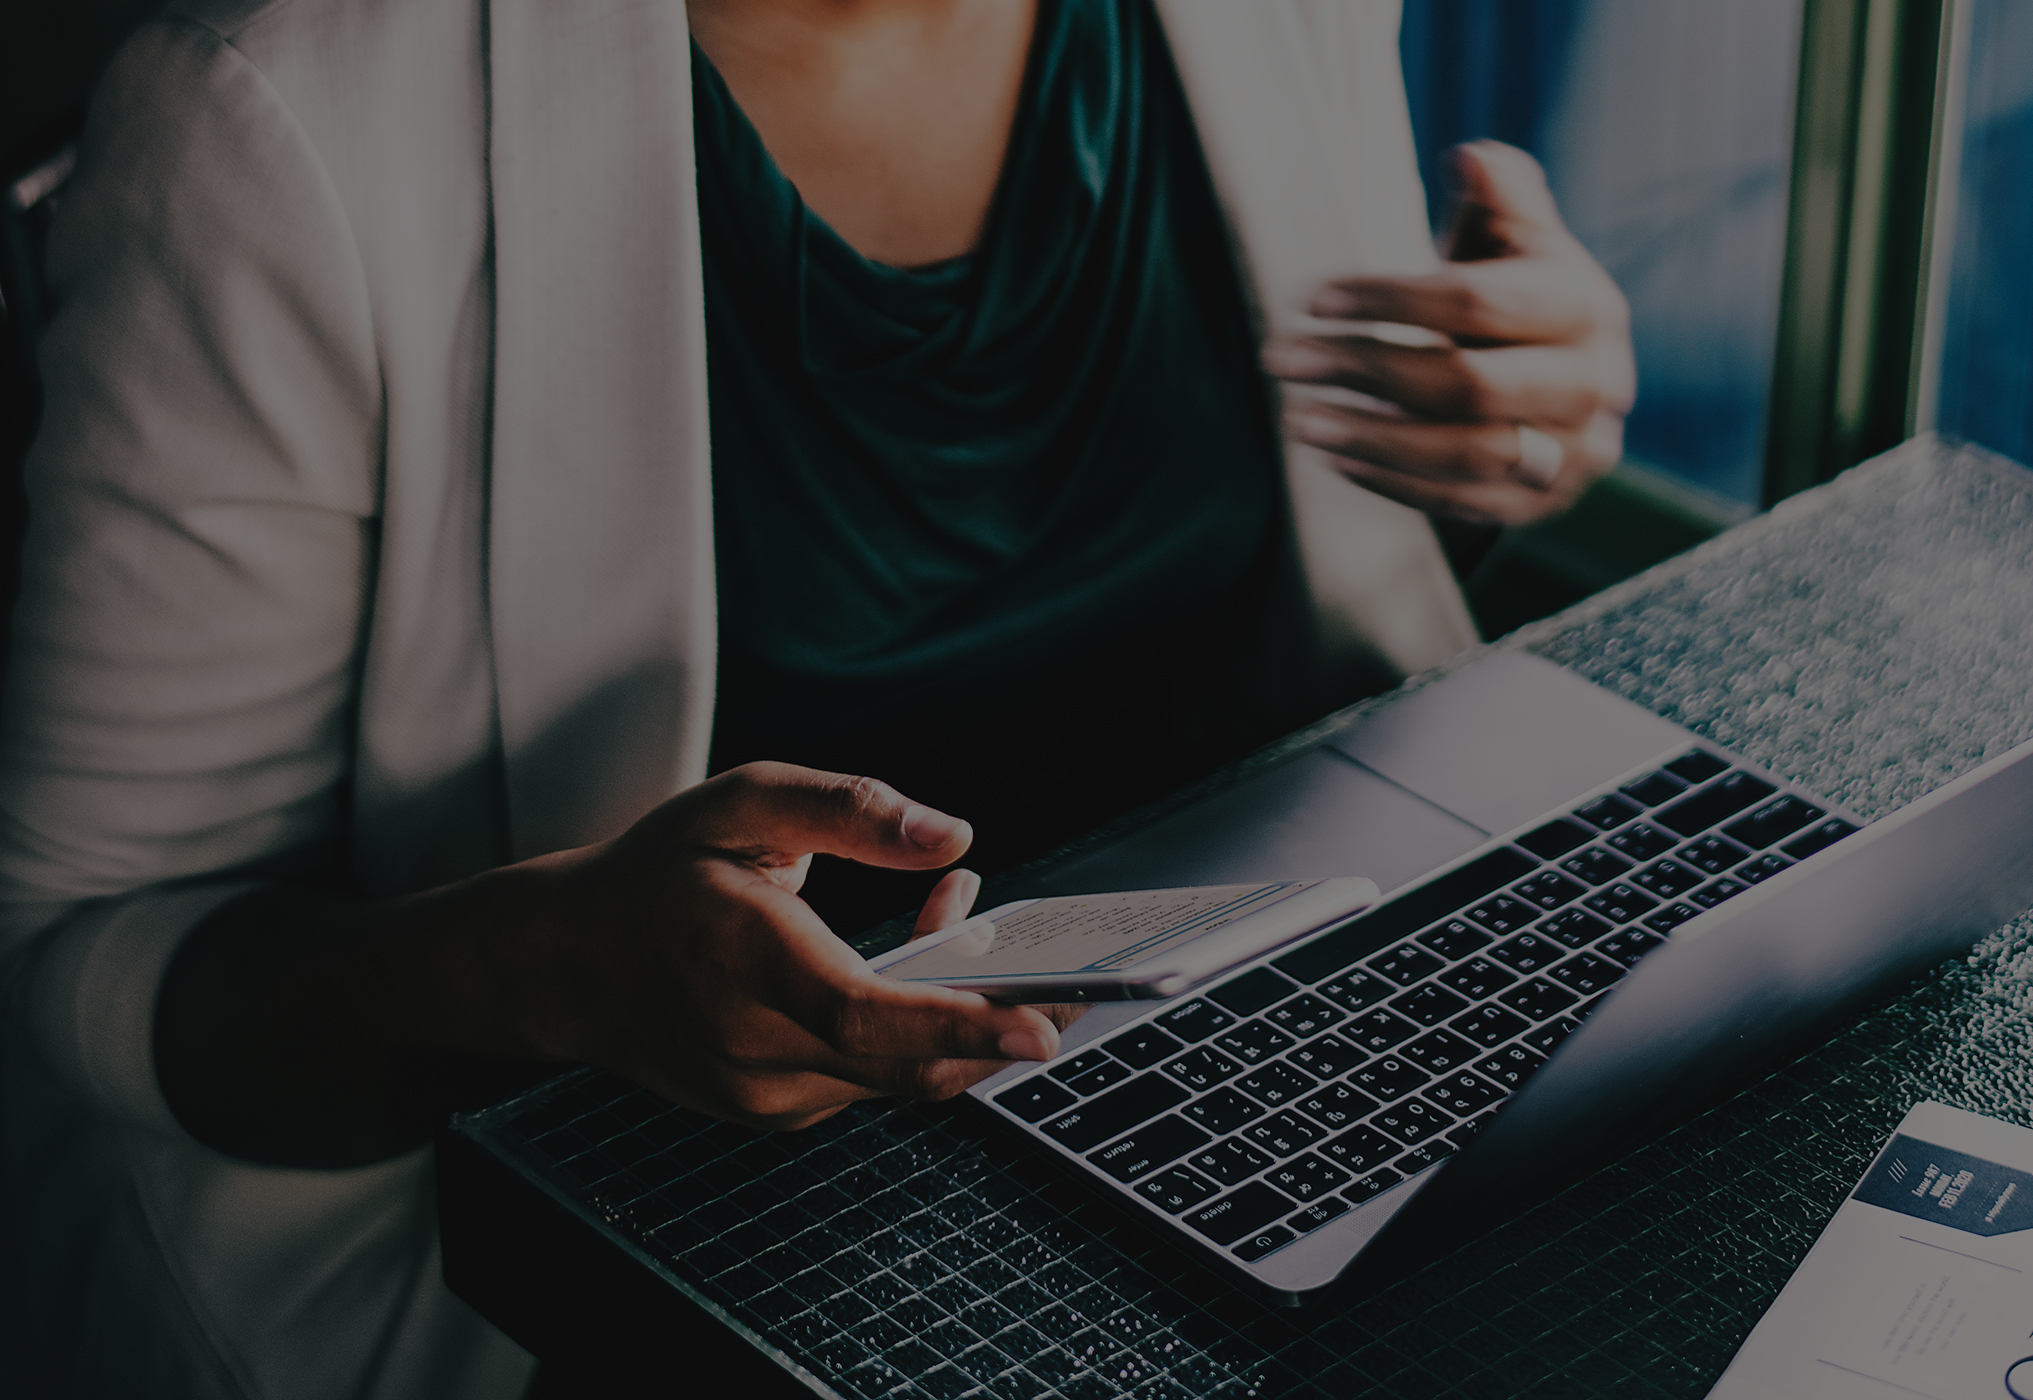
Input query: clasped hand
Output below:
<box><xmin>520</xmin><ymin>762</ymin><xmax>1074</xmax><ymax>1130</ymax></box>
<box><xmin>1265</xmin><ymin>141</ymin><xmax>1635</xmax><ymax>526</ymax></box>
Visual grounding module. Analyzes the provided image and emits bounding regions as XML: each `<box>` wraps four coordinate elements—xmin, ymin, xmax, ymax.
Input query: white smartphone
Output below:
<box><xmin>865</xmin><ymin>878</ymin><xmax>1380</xmax><ymax>1003</ymax></box>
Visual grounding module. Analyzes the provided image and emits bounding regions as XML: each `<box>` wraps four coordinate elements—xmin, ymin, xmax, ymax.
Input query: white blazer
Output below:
<box><xmin>0</xmin><ymin>1</ymin><xmax>1474</xmax><ymax>1395</ymax></box>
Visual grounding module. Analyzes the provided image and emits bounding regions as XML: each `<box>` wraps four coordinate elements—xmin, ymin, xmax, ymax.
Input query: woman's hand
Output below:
<box><xmin>517</xmin><ymin>762</ymin><xmax>1071</xmax><ymax>1131</ymax></box>
<box><xmin>1263</xmin><ymin>141</ymin><xmax>1635</xmax><ymax>526</ymax></box>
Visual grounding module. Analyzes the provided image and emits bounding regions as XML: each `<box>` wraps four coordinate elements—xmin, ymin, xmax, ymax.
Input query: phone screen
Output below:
<box><xmin>874</xmin><ymin>882</ymin><xmax>1319</xmax><ymax>983</ymax></box>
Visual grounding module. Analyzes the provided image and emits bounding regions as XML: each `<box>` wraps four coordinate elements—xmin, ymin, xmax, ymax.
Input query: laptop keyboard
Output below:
<box><xmin>987</xmin><ymin>748</ymin><xmax>1860</xmax><ymax>1269</ymax></box>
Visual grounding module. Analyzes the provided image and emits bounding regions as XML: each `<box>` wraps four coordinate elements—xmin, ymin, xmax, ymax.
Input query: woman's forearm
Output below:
<box><xmin>148</xmin><ymin>764</ymin><xmax>1061</xmax><ymax>1169</ymax></box>
<box><xmin>152</xmin><ymin>859</ymin><xmax>575</xmax><ymax>1168</ymax></box>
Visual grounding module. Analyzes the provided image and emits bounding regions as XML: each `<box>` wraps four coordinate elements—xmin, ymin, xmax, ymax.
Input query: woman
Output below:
<box><xmin>0</xmin><ymin>0</ymin><xmax>1631</xmax><ymax>1395</ymax></box>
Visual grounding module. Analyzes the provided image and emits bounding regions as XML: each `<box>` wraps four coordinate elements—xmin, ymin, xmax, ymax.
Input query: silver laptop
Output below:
<box><xmin>968</xmin><ymin>652</ymin><xmax>2033</xmax><ymax>1297</ymax></box>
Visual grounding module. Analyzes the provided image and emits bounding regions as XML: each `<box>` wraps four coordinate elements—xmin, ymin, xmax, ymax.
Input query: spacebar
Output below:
<box><xmin>1272</xmin><ymin>846</ymin><xmax>1536</xmax><ymax>985</ymax></box>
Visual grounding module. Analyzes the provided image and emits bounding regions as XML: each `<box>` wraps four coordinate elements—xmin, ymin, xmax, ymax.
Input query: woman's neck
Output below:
<box><xmin>689</xmin><ymin>0</ymin><xmax>1038</xmax><ymax>268</ymax></box>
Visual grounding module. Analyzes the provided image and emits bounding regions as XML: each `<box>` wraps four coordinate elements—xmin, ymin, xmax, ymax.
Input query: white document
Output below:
<box><xmin>1710</xmin><ymin>1101</ymin><xmax>2033</xmax><ymax>1400</ymax></box>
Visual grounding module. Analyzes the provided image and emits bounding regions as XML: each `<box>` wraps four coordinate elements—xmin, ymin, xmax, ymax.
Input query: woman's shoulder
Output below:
<box><xmin>110</xmin><ymin>0</ymin><xmax>487</xmax><ymax>163</ymax></box>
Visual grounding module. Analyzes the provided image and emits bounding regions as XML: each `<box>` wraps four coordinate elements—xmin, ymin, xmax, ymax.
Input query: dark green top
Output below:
<box><xmin>697</xmin><ymin>0</ymin><xmax>1284</xmax><ymax>930</ymax></box>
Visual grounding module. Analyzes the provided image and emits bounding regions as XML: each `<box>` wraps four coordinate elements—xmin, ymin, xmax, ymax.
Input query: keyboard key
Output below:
<box><xmin>1155</xmin><ymin>999</ymin><xmax>1234</xmax><ymax>1043</ymax></box>
<box><xmin>1400</xmin><ymin>1028</ymin><xmax>1479</xmax><ymax>1075</ymax></box>
<box><xmin>1525</xmin><ymin>1017</ymin><xmax>1581</xmax><ymax>1055</ymax></box>
<box><xmin>1416</xmin><ymin>918</ymin><xmax>1493</xmax><ymax>961</ymax></box>
<box><xmin>1390</xmin><ymin>983</ymin><xmax>1471</xmax><ymax>1027</ymax></box>
<box><xmin>1512</xmin><ymin>871</ymin><xmax>1587</xmax><ymax>911</ymax></box>
<box><xmin>1584</xmin><ymin>882</ymin><xmax>1658</xmax><ymax>923</ymax></box>
<box><xmin>1723</xmin><ymin>795</ymin><xmax>1825</xmax><ymax>850</ymax></box>
<box><xmin>1346</xmin><ymin>1168</ymin><xmax>1404</xmax><ymax>1201</ymax></box>
<box><xmin>1679</xmin><ymin>833</ymin><xmax>1751</xmax><ymax>875</ymax></box>
<box><xmin>1185</xmin><ymin>1182</ymin><xmax>1295</xmax><ymax>1244</ymax></box>
<box><xmin>1607</xmin><ymin>822</ymin><xmax>1677</xmax><ymax>862</ymax></box>
<box><xmin>1245</xmin><ymin>1110</ymin><xmax>1325</xmax><ymax>1157</ymax></box>
<box><xmin>1088</xmin><ymin>1115</ymin><xmax>1212</xmax><ymax>1183</ymax></box>
<box><xmin>1657</xmin><ymin>771</ymin><xmax>1776</xmax><ymax>837</ymax></box>
<box><xmin>1423</xmin><ymin>1070</ymin><xmax>1506</xmax><ymax>1117</ymax></box>
<box><xmin>1232</xmin><ymin>1224</ymin><xmax>1296</xmax><ymax>1262</ymax></box>
<box><xmin>1287</xmin><ymin>1196</ymin><xmax>1352</xmax><ymax>1234</ymax></box>
<box><xmin>1782</xmin><ymin>817</ymin><xmax>1861</xmax><ymax>860</ymax></box>
<box><xmin>1498</xmin><ymin>978</ymin><xmax>1579</xmax><ymax>1021</ymax></box>
<box><xmin>1594</xmin><ymin>927</ymin><xmax>1664</xmax><ymax>967</ymax></box>
<box><xmin>1104</xmin><ymin>1026</ymin><xmax>1185</xmax><ymax>1071</ymax></box>
<box><xmin>995</xmin><ymin>1076</ymin><xmax>1077</xmax><ymax>1122</ymax></box>
<box><xmin>1394</xmin><ymin>1139</ymin><xmax>1458</xmax><ymax>1174</ymax></box>
<box><xmin>1475</xmin><ymin>1044</ymin><xmax>1546</xmax><ymax>1090</ymax></box>
<box><xmin>1449</xmin><ymin>1003</ymin><xmax>1530</xmax><ymax>1048</ymax></box>
<box><xmin>1642</xmin><ymin>902</ymin><xmax>1700</xmax><ymax>934</ymax></box>
<box><xmin>1266</xmin><ymin>994</ymin><xmax>1345</xmax><ymax>1038</ymax></box>
<box><xmin>1288</xmin><ymin>1033</ymin><xmax>1366</xmax><ymax>1081</ymax></box>
<box><xmin>1440</xmin><ymin>956</ymin><xmax>1518</xmax><ymax>1000</ymax></box>
<box><xmin>1136</xmin><ymin>1165</ymin><xmax>1219</xmax><ymax>1214</ymax></box>
<box><xmin>1736</xmin><ymin>852</ymin><xmax>1793</xmax><ymax>884</ymax></box>
<box><xmin>1207</xmin><ymin>967</ymin><xmax>1301</xmax><ymax>1016</ymax></box>
<box><xmin>1516</xmin><ymin>817</ymin><xmax>1594</xmax><ymax>860</ymax></box>
<box><xmin>1548</xmin><ymin>952</ymin><xmax>1624</xmax><ymax>997</ymax></box>
<box><xmin>1372</xmin><ymin>1098</ymin><xmax>1454</xmax><ymax>1146</ymax></box>
<box><xmin>1691</xmin><ymin>877</ymin><xmax>1748</xmax><ymax>908</ymax></box>
<box><xmin>1559</xmin><ymin>847</ymin><xmax>1634</xmax><ymax>886</ymax></box>
<box><xmin>1464</xmin><ymin>895</ymin><xmax>1534</xmax><ymax>936</ymax></box>
<box><xmin>1633</xmin><ymin>858</ymin><xmax>1701</xmax><ymax>900</ymax></box>
<box><xmin>1619</xmin><ymin>770</ymin><xmax>1688</xmax><ymax>806</ymax></box>
<box><xmin>1321</xmin><ymin>1126</ymin><xmax>1401</xmax><ymax>1175</ymax></box>
<box><xmin>1665</xmin><ymin>749</ymin><xmax>1730</xmax><ymax>784</ymax></box>
<box><xmin>1369</xmin><ymin>942</ymin><xmax>1445</xmax><ymax>986</ymax></box>
<box><xmin>1215</xmin><ymin>1020</ymin><xmax>1295</xmax><ymax>1065</ymax></box>
<box><xmin>1489</xmin><ymin>931</ymin><xmax>1563</xmax><ymax>974</ymax></box>
<box><xmin>1065</xmin><ymin>1060</ymin><xmax>1134</xmax><ymax>1096</ymax></box>
<box><xmin>1293</xmin><ymin>1082</ymin><xmax>1380</xmax><ymax>1132</ymax></box>
<box><xmin>1267</xmin><ymin>1153</ymin><xmax>1351</xmax><ymax>1202</ymax></box>
<box><xmin>1345</xmin><ymin>1008</ymin><xmax>1421</xmax><ymax>1053</ymax></box>
<box><xmin>1315</xmin><ymin>969</ymin><xmax>1393</xmax><ymax>1014</ymax></box>
<box><xmin>1161</xmin><ymin>1046</ymin><xmax>1245</xmax><ymax>1092</ymax></box>
<box><xmin>1574</xmin><ymin>794</ymin><xmax>1642</xmax><ymax>830</ymax></box>
<box><xmin>1047</xmin><ymin>1048</ymin><xmax>1116</xmax><ymax>1084</ymax></box>
<box><xmin>1238</xmin><ymin>1062</ymin><xmax>1317</xmax><ymax>1109</ymax></box>
<box><xmin>1535</xmin><ymin>909</ymin><xmax>1612</xmax><ymax>949</ymax></box>
<box><xmin>1349</xmin><ymin>1054</ymin><xmax>1428</xmax><ymax>1101</ymax></box>
<box><xmin>1039</xmin><ymin>1073</ymin><xmax>1190</xmax><ymax>1152</ymax></box>
<box><xmin>1186</xmin><ymin>1137</ymin><xmax>1272</xmax><ymax>1187</ymax></box>
<box><xmin>1183</xmin><ymin>1087</ymin><xmax>1265</xmax><ymax>1135</ymax></box>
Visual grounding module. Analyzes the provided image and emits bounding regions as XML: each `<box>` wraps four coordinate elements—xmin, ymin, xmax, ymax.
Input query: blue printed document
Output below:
<box><xmin>1710</xmin><ymin>1101</ymin><xmax>2033</xmax><ymax>1400</ymax></box>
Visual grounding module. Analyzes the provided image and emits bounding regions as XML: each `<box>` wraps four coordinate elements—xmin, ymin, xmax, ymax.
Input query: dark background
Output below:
<box><xmin>2</xmin><ymin>0</ymin><xmax>161</xmax><ymax>174</ymax></box>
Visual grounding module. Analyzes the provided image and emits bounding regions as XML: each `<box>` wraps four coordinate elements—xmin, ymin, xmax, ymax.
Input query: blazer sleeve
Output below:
<box><xmin>0</xmin><ymin>17</ymin><xmax>382</xmax><ymax>1135</ymax></box>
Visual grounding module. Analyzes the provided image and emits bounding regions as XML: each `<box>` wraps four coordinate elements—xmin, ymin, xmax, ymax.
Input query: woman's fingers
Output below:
<box><xmin>1281</xmin><ymin>399</ymin><xmax>1555</xmax><ymax>486</ymax></box>
<box><xmin>1265</xmin><ymin>335</ymin><xmax>1619</xmax><ymax>428</ymax></box>
<box><xmin>912</xmin><ymin>868</ymin><xmax>982</xmax><ymax>938</ymax></box>
<box><xmin>1286</xmin><ymin>399</ymin><xmax>1626</xmax><ymax>526</ymax></box>
<box><xmin>685</xmin><ymin>760</ymin><xmax>974</xmax><ymax>872</ymax></box>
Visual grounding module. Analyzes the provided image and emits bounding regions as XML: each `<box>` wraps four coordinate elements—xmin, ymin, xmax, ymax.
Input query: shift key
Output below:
<box><xmin>1041</xmin><ymin>1073</ymin><xmax>1190</xmax><ymax>1153</ymax></box>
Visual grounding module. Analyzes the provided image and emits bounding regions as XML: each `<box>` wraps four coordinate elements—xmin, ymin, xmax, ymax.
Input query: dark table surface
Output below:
<box><xmin>445</xmin><ymin>438</ymin><xmax>2033</xmax><ymax>1399</ymax></box>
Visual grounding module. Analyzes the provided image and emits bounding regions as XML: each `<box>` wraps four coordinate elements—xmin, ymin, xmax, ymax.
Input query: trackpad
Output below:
<box><xmin>1039</xmin><ymin>748</ymin><xmax>1486</xmax><ymax>898</ymax></box>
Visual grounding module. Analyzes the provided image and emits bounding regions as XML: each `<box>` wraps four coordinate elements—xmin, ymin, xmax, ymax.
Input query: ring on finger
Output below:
<box><xmin>1513</xmin><ymin>424</ymin><xmax>1564</xmax><ymax>488</ymax></box>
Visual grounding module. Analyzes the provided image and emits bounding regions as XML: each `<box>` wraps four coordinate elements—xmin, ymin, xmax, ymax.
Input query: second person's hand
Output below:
<box><xmin>1263</xmin><ymin>140</ymin><xmax>1635</xmax><ymax>526</ymax></box>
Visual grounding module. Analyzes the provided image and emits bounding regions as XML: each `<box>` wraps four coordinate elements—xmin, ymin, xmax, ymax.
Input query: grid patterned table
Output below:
<box><xmin>449</xmin><ymin>438</ymin><xmax>2033</xmax><ymax>1398</ymax></box>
